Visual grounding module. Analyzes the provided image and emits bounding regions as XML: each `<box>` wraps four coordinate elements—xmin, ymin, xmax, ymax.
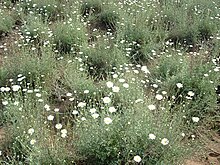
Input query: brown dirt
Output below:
<box><xmin>0</xmin><ymin>127</ymin><xmax>5</xmax><ymax>145</ymax></box>
<box><xmin>184</xmin><ymin>131</ymin><xmax>220</xmax><ymax>165</ymax></box>
<box><xmin>185</xmin><ymin>160</ymin><xmax>206</xmax><ymax>165</ymax></box>
<box><xmin>0</xmin><ymin>28</ymin><xmax>20</xmax><ymax>65</ymax></box>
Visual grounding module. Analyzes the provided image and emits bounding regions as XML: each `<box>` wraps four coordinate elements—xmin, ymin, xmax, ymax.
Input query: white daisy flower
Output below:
<box><xmin>77</xmin><ymin>102</ymin><xmax>86</xmax><ymax>108</ymax></box>
<box><xmin>47</xmin><ymin>115</ymin><xmax>54</xmax><ymax>121</ymax></box>
<box><xmin>84</xmin><ymin>90</ymin><xmax>89</xmax><ymax>94</ymax></box>
<box><xmin>161</xmin><ymin>138</ymin><xmax>169</xmax><ymax>145</ymax></box>
<box><xmin>12</xmin><ymin>85</ymin><xmax>21</xmax><ymax>92</ymax></box>
<box><xmin>66</xmin><ymin>93</ymin><xmax>72</xmax><ymax>97</ymax></box>
<box><xmin>72</xmin><ymin>110</ymin><xmax>79</xmax><ymax>115</ymax></box>
<box><xmin>123</xmin><ymin>83</ymin><xmax>129</xmax><ymax>88</ymax></box>
<box><xmin>133</xmin><ymin>155</ymin><xmax>142</xmax><ymax>163</ymax></box>
<box><xmin>61</xmin><ymin>133</ymin><xmax>67</xmax><ymax>138</ymax></box>
<box><xmin>155</xmin><ymin>94</ymin><xmax>163</xmax><ymax>100</ymax></box>
<box><xmin>192</xmin><ymin>117</ymin><xmax>200</xmax><ymax>123</ymax></box>
<box><xmin>92</xmin><ymin>113</ymin><xmax>99</xmax><ymax>119</ymax></box>
<box><xmin>89</xmin><ymin>108</ymin><xmax>96</xmax><ymax>113</ymax></box>
<box><xmin>109</xmin><ymin>107</ymin><xmax>117</xmax><ymax>113</ymax></box>
<box><xmin>28</xmin><ymin>128</ymin><xmax>35</xmax><ymax>135</ymax></box>
<box><xmin>187</xmin><ymin>91</ymin><xmax>195</xmax><ymax>97</ymax></box>
<box><xmin>176</xmin><ymin>83</ymin><xmax>183</xmax><ymax>88</ymax></box>
<box><xmin>148</xmin><ymin>104</ymin><xmax>156</xmax><ymax>110</ymax></box>
<box><xmin>149</xmin><ymin>133</ymin><xmax>156</xmax><ymax>140</ymax></box>
<box><xmin>2</xmin><ymin>100</ymin><xmax>8</xmax><ymax>106</ymax></box>
<box><xmin>55</xmin><ymin>123</ymin><xmax>62</xmax><ymax>130</ymax></box>
<box><xmin>106</xmin><ymin>81</ymin><xmax>114</xmax><ymax>88</ymax></box>
<box><xmin>30</xmin><ymin>139</ymin><xmax>36</xmax><ymax>145</ymax></box>
<box><xmin>112</xmin><ymin>86</ymin><xmax>120</xmax><ymax>93</ymax></box>
<box><xmin>44</xmin><ymin>104</ymin><xmax>50</xmax><ymax>111</ymax></box>
<box><xmin>61</xmin><ymin>129</ymin><xmax>67</xmax><ymax>134</ymax></box>
<box><xmin>103</xmin><ymin>97</ymin><xmax>111</xmax><ymax>104</ymax></box>
<box><xmin>104</xmin><ymin>117</ymin><xmax>112</xmax><ymax>124</ymax></box>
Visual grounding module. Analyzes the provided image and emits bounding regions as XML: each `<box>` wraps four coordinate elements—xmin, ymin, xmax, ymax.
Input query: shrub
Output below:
<box><xmin>150</xmin><ymin>53</ymin><xmax>188</xmax><ymax>82</ymax></box>
<box><xmin>0</xmin><ymin>10</ymin><xmax>14</xmax><ymax>37</ymax></box>
<box><xmin>167</xmin><ymin>26</ymin><xmax>198</xmax><ymax>49</ymax></box>
<box><xmin>54</xmin><ymin>59</ymin><xmax>104</xmax><ymax>103</ymax></box>
<box><xmin>0</xmin><ymin>48</ymin><xmax>56</xmax><ymax>88</ymax></box>
<box><xmin>52</xmin><ymin>21</ymin><xmax>87</xmax><ymax>54</ymax></box>
<box><xmin>83</xmin><ymin>42</ymin><xmax>128</xmax><ymax>80</ymax></box>
<box><xmin>73</xmin><ymin>100</ymin><xmax>188</xmax><ymax>164</ymax></box>
<box><xmin>124</xmin><ymin>27</ymin><xmax>146</xmax><ymax>45</ymax></box>
<box><xmin>148</xmin><ymin>9</ymin><xmax>179</xmax><ymax>31</ymax></box>
<box><xmin>111</xmin><ymin>72</ymin><xmax>145</xmax><ymax>109</ymax></box>
<box><xmin>121</xmin><ymin>26</ymin><xmax>154</xmax><ymax>63</ymax></box>
<box><xmin>21</xmin><ymin>15</ymin><xmax>51</xmax><ymax>46</ymax></box>
<box><xmin>90</xmin><ymin>10</ymin><xmax>119</xmax><ymax>32</ymax></box>
<box><xmin>0</xmin><ymin>93</ymin><xmax>76</xmax><ymax>164</ymax></box>
<box><xmin>197</xmin><ymin>19</ymin><xmax>216</xmax><ymax>41</ymax></box>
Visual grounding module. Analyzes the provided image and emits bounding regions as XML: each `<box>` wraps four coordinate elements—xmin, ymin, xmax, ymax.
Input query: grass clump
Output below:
<box><xmin>21</xmin><ymin>15</ymin><xmax>51</xmax><ymax>46</ymax></box>
<box><xmin>122</xmin><ymin>26</ymin><xmax>153</xmax><ymax>63</ymax></box>
<box><xmin>52</xmin><ymin>21</ymin><xmax>87</xmax><ymax>54</ymax></box>
<box><xmin>197</xmin><ymin>19</ymin><xmax>216</xmax><ymax>41</ymax></box>
<box><xmin>51</xmin><ymin>59</ymin><xmax>103</xmax><ymax>104</ymax></box>
<box><xmin>167</xmin><ymin>26</ymin><xmax>198</xmax><ymax>50</ymax></box>
<box><xmin>0</xmin><ymin>10</ymin><xmax>15</xmax><ymax>37</ymax></box>
<box><xmin>90</xmin><ymin>9</ymin><xmax>119</xmax><ymax>32</ymax></box>
<box><xmin>83</xmin><ymin>42</ymin><xmax>128</xmax><ymax>80</ymax></box>
<box><xmin>0</xmin><ymin>48</ymin><xmax>56</xmax><ymax>88</ymax></box>
<box><xmin>148</xmin><ymin>8</ymin><xmax>179</xmax><ymax>32</ymax></box>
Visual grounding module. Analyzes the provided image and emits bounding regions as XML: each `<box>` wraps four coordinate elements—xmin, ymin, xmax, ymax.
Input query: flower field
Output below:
<box><xmin>0</xmin><ymin>0</ymin><xmax>220</xmax><ymax>164</ymax></box>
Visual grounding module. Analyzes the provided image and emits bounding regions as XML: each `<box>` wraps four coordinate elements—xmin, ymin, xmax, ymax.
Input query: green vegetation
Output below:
<box><xmin>0</xmin><ymin>9</ymin><xmax>15</xmax><ymax>36</ymax></box>
<box><xmin>0</xmin><ymin>0</ymin><xmax>220</xmax><ymax>164</ymax></box>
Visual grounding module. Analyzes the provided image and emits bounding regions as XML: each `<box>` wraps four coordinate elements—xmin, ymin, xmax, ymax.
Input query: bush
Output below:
<box><xmin>197</xmin><ymin>19</ymin><xmax>216</xmax><ymax>41</ymax></box>
<box><xmin>54</xmin><ymin>59</ymin><xmax>104</xmax><ymax>103</ymax></box>
<box><xmin>150</xmin><ymin>54</ymin><xmax>188</xmax><ymax>82</ymax></box>
<box><xmin>90</xmin><ymin>10</ymin><xmax>119</xmax><ymax>32</ymax></box>
<box><xmin>120</xmin><ymin>26</ymin><xmax>155</xmax><ymax>63</ymax></box>
<box><xmin>21</xmin><ymin>15</ymin><xmax>51</xmax><ymax>46</ymax></box>
<box><xmin>0</xmin><ymin>48</ymin><xmax>56</xmax><ymax>88</ymax></box>
<box><xmin>0</xmin><ymin>10</ymin><xmax>14</xmax><ymax>37</ymax></box>
<box><xmin>73</xmin><ymin>100</ymin><xmax>188</xmax><ymax>164</ymax></box>
<box><xmin>83</xmin><ymin>42</ymin><xmax>128</xmax><ymax>80</ymax></box>
<box><xmin>148</xmin><ymin>8</ymin><xmax>179</xmax><ymax>31</ymax></box>
<box><xmin>0</xmin><ymin>93</ymin><xmax>76</xmax><ymax>164</ymax></box>
<box><xmin>52</xmin><ymin>21</ymin><xmax>87</xmax><ymax>54</ymax></box>
<box><xmin>167</xmin><ymin>26</ymin><xmax>198</xmax><ymax>49</ymax></box>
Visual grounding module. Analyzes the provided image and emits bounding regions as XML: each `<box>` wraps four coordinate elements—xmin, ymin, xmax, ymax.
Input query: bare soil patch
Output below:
<box><xmin>0</xmin><ymin>127</ymin><xmax>5</xmax><ymax>145</ymax></box>
<box><xmin>0</xmin><ymin>28</ymin><xmax>20</xmax><ymax>65</ymax></box>
<box><xmin>185</xmin><ymin>131</ymin><xmax>220</xmax><ymax>165</ymax></box>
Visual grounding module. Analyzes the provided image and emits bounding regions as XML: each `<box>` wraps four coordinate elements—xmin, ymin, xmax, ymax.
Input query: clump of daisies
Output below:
<box><xmin>73</xmin><ymin>97</ymin><xmax>187</xmax><ymax>164</ymax></box>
